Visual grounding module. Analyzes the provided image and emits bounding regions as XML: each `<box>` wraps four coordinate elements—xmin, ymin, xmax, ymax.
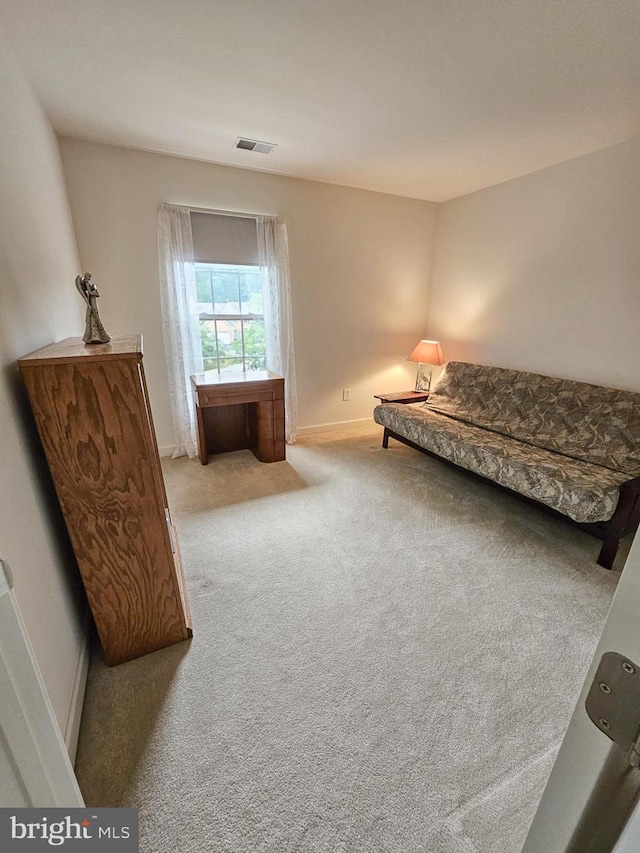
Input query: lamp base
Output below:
<box><xmin>414</xmin><ymin>363</ymin><xmax>433</xmax><ymax>393</ymax></box>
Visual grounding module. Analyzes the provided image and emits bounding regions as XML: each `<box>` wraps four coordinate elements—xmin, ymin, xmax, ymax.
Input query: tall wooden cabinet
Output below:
<box><xmin>19</xmin><ymin>335</ymin><xmax>192</xmax><ymax>666</ymax></box>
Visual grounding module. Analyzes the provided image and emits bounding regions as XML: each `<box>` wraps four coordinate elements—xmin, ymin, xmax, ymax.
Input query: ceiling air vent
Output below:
<box><xmin>234</xmin><ymin>137</ymin><xmax>277</xmax><ymax>154</ymax></box>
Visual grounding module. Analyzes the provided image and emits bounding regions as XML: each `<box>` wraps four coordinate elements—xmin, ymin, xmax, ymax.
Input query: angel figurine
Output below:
<box><xmin>76</xmin><ymin>272</ymin><xmax>111</xmax><ymax>344</ymax></box>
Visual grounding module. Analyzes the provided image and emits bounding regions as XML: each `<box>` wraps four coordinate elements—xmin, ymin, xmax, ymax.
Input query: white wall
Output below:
<box><xmin>59</xmin><ymin>139</ymin><xmax>436</xmax><ymax>449</ymax></box>
<box><xmin>427</xmin><ymin>137</ymin><xmax>640</xmax><ymax>391</ymax></box>
<box><xmin>0</xmin><ymin>39</ymin><xmax>87</xmax><ymax>747</ymax></box>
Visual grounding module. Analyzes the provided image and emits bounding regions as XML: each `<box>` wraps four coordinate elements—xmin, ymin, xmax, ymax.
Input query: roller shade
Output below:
<box><xmin>190</xmin><ymin>212</ymin><xmax>259</xmax><ymax>265</ymax></box>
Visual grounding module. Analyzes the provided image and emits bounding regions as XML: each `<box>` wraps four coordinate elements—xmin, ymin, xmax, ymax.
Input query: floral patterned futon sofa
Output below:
<box><xmin>373</xmin><ymin>361</ymin><xmax>640</xmax><ymax>569</ymax></box>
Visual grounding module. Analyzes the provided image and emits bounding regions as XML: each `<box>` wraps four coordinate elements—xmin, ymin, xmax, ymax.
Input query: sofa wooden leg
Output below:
<box><xmin>597</xmin><ymin>537</ymin><xmax>618</xmax><ymax>570</ymax></box>
<box><xmin>382</xmin><ymin>428</ymin><xmax>390</xmax><ymax>449</ymax></box>
<box><xmin>597</xmin><ymin>484</ymin><xmax>640</xmax><ymax>569</ymax></box>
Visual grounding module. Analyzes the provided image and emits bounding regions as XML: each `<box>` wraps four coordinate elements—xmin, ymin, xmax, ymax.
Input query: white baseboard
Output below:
<box><xmin>296</xmin><ymin>417</ymin><xmax>377</xmax><ymax>437</ymax></box>
<box><xmin>63</xmin><ymin>610</ymin><xmax>90</xmax><ymax>764</ymax></box>
<box><xmin>160</xmin><ymin>419</ymin><xmax>378</xmax><ymax>453</ymax></box>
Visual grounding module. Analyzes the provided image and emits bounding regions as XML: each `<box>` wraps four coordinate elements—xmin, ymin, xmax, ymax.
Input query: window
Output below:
<box><xmin>190</xmin><ymin>211</ymin><xmax>264</xmax><ymax>374</ymax></box>
<box><xmin>158</xmin><ymin>203</ymin><xmax>297</xmax><ymax>455</ymax></box>
<box><xmin>195</xmin><ymin>262</ymin><xmax>266</xmax><ymax>372</ymax></box>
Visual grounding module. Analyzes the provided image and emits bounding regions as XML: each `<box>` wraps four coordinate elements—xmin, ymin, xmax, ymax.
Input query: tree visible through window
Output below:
<box><xmin>195</xmin><ymin>262</ymin><xmax>266</xmax><ymax>372</ymax></box>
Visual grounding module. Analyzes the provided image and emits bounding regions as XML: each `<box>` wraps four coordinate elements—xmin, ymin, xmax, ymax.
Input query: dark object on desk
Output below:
<box><xmin>191</xmin><ymin>370</ymin><xmax>285</xmax><ymax>465</ymax></box>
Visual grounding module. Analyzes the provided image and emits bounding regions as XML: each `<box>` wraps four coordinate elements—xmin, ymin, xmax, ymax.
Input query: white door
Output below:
<box><xmin>523</xmin><ymin>532</ymin><xmax>640</xmax><ymax>852</ymax></box>
<box><xmin>613</xmin><ymin>798</ymin><xmax>640</xmax><ymax>852</ymax></box>
<box><xmin>0</xmin><ymin>557</ymin><xmax>84</xmax><ymax>807</ymax></box>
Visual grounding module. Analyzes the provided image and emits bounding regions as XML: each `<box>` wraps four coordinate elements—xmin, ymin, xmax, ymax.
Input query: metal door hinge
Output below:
<box><xmin>586</xmin><ymin>651</ymin><xmax>640</xmax><ymax>768</ymax></box>
<box><xmin>0</xmin><ymin>558</ymin><xmax>14</xmax><ymax>597</ymax></box>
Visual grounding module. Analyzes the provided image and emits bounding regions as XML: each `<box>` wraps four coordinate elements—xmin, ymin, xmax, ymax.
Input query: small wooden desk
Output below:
<box><xmin>190</xmin><ymin>370</ymin><xmax>285</xmax><ymax>465</ymax></box>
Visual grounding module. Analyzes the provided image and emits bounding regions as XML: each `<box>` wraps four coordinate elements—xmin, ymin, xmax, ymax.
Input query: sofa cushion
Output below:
<box><xmin>426</xmin><ymin>362</ymin><xmax>640</xmax><ymax>477</ymax></box>
<box><xmin>374</xmin><ymin>403</ymin><xmax>629</xmax><ymax>524</ymax></box>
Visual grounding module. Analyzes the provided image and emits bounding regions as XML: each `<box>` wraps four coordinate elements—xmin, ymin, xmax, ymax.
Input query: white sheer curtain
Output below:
<box><xmin>157</xmin><ymin>203</ymin><xmax>203</xmax><ymax>458</ymax></box>
<box><xmin>256</xmin><ymin>216</ymin><xmax>298</xmax><ymax>443</ymax></box>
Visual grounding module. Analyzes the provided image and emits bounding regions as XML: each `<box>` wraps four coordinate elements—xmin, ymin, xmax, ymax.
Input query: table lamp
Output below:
<box><xmin>407</xmin><ymin>340</ymin><xmax>444</xmax><ymax>392</ymax></box>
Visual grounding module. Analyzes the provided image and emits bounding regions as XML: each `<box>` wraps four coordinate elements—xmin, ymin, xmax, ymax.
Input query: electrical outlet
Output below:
<box><xmin>342</xmin><ymin>388</ymin><xmax>351</xmax><ymax>401</ymax></box>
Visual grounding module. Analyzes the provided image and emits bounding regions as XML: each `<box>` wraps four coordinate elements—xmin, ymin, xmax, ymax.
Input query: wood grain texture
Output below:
<box><xmin>19</xmin><ymin>339</ymin><xmax>191</xmax><ymax>665</ymax></box>
<box><xmin>191</xmin><ymin>372</ymin><xmax>285</xmax><ymax>464</ymax></box>
<box><xmin>202</xmin><ymin>405</ymin><xmax>251</xmax><ymax>455</ymax></box>
<box><xmin>19</xmin><ymin>335</ymin><xmax>142</xmax><ymax>365</ymax></box>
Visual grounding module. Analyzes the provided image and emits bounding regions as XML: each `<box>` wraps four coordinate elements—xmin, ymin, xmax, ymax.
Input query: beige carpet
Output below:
<box><xmin>74</xmin><ymin>425</ymin><xmax>623</xmax><ymax>852</ymax></box>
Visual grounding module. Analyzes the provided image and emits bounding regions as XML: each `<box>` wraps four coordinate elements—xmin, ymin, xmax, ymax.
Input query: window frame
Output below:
<box><xmin>195</xmin><ymin>261</ymin><xmax>266</xmax><ymax>373</ymax></box>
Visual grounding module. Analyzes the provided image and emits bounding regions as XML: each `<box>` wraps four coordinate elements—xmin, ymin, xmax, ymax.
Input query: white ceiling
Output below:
<box><xmin>3</xmin><ymin>0</ymin><xmax>640</xmax><ymax>201</ymax></box>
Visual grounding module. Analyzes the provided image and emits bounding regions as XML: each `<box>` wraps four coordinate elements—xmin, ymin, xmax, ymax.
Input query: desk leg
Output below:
<box><xmin>274</xmin><ymin>394</ymin><xmax>286</xmax><ymax>460</ymax></box>
<box><xmin>253</xmin><ymin>399</ymin><xmax>286</xmax><ymax>462</ymax></box>
<box><xmin>196</xmin><ymin>404</ymin><xmax>209</xmax><ymax>465</ymax></box>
